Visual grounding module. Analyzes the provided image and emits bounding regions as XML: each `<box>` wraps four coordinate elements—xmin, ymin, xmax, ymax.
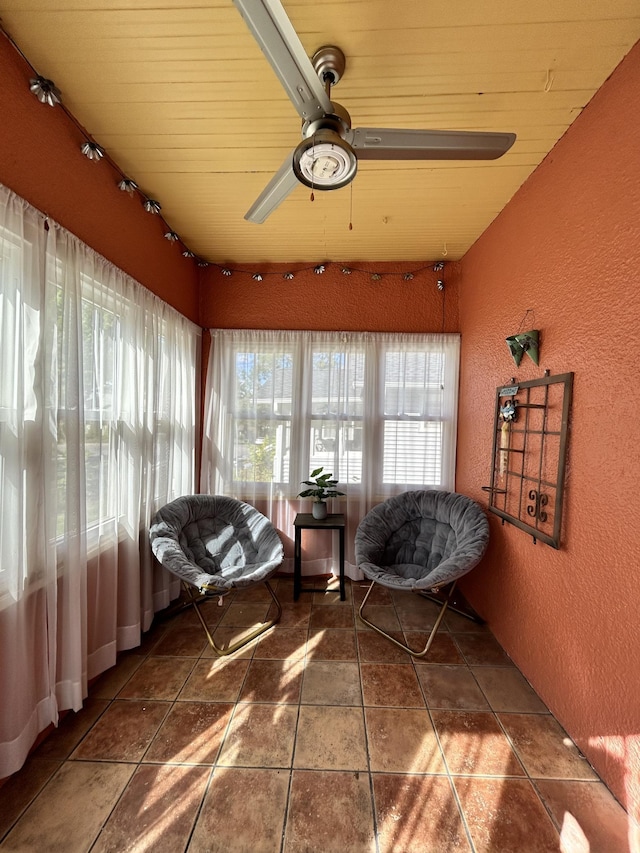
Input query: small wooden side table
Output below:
<box><xmin>293</xmin><ymin>513</ymin><xmax>346</xmax><ymax>601</ymax></box>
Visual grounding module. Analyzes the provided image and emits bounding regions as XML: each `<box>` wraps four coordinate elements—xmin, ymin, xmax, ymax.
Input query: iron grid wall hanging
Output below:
<box><xmin>483</xmin><ymin>371</ymin><xmax>573</xmax><ymax>548</ymax></box>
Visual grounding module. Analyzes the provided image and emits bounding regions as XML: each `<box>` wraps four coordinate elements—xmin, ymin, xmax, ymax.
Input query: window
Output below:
<box><xmin>202</xmin><ymin>329</ymin><xmax>460</xmax><ymax>502</ymax></box>
<box><xmin>0</xmin><ymin>185</ymin><xmax>200</xmax><ymax>604</ymax></box>
<box><xmin>381</xmin><ymin>348</ymin><xmax>448</xmax><ymax>486</ymax></box>
<box><xmin>233</xmin><ymin>348</ymin><xmax>295</xmax><ymax>484</ymax></box>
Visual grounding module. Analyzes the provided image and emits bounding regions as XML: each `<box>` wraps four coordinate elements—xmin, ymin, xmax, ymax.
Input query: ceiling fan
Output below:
<box><xmin>232</xmin><ymin>0</ymin><xmax>516</xmax><ymax>224</ymax></box>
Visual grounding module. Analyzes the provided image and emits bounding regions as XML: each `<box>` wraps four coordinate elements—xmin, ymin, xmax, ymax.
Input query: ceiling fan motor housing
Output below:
<box><xmin>294</xmin><ymin>102</ymin><xmax>357</xmax><ymax>190</ymax></box>
<box><xmin>292</xmin><ymin>128</ymin><xmax>358</xmax><ymax>190</ymax></box>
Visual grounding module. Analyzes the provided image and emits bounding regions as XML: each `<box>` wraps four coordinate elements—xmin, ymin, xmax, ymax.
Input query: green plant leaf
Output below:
<box><xmin>298</xmin><ymin>465</ymin><xmax>343</xmax><ymax>500</ymax></box>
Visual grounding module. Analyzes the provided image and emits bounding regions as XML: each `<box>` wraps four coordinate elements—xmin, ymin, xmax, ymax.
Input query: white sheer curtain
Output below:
<box><xmin>201</xmin><ymin>328</ymin><xmax>460</xmax><ymax>578</ymax></box>
<box><xmin>0</xmin><ymin>184</ymin><xmax>201</xmax><ymax>779</ymax></box>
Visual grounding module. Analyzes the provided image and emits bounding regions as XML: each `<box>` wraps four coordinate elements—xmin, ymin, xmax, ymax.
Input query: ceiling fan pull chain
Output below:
<box><xmin>348</xmin><ymin>182</ymin><xmax>353</xmax><ymax>230</ymax></box>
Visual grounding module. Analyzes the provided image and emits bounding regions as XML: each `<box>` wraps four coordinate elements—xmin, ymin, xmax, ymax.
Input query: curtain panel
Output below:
<box><xmin>201</xmin><ymin>328</ymin><xmax>460</xmax><ymax>578</ymax></box>
<box><xmin>0</xmin><ymin>184</ymin><xmax>201</xmax><ymax>779</ymax></box>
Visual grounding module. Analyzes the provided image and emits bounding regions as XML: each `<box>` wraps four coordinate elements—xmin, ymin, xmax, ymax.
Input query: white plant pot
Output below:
<box><xmin>312</xmin><ymin>502</ymin><xmax>328</xmax><ymax>520</ymax></box>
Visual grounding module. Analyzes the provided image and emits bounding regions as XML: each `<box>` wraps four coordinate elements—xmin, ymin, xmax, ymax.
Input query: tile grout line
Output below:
<box><xmin>353</xmin><ymin>583</ymin><xmax>383</xmax><ymax>853</ymax></box>
<box><xmin>278</xmin><ymin>579</ymin><xmax>314</xmax><ymax>853</ymax></box>
<box><xmin>410</xmin><ymin>618</ymin><xmax>479</xmax><ymax>853</ymax></box>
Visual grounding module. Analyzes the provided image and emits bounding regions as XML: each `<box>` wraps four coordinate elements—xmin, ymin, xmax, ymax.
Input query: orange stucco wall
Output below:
<box><xmin>456</xmin><ymin>41</ymin><xmax>640</xmax><ymax>821</ymax></box>
<box><xmin>200</xmin><ymin>262</ymin><xmax>457</xmax><ymax>333</ymax></box>
<box><xmin>0</xmin><ymin>33</ymin><xmax>199</xmax><ymax>323</ymax></box>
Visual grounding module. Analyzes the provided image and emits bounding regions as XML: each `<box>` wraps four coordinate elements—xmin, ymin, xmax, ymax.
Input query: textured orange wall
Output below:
<box><xmin>200</xmin><ymin>262</ymin><xmax>457</xmax><ymax>333</ymax></box>
<box><xmin>0</xmin><ymin>34</ymin><xmax>199</xmax><ymax>323</ymax></box>
<box><xmin>456</xmin><ymin>41</ymin><xmax>640</xmax><ymax>820</ymax></box>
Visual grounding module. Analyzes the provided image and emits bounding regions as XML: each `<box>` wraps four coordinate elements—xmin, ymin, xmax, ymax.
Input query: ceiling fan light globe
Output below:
<box><xmin>292</xmin><ymin>130</ymin><xmax>357</xmax><ymax>190</ymax></box>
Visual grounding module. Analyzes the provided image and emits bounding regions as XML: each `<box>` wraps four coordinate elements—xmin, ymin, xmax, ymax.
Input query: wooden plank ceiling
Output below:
<box><xmin>1</xmin><ymin>0</ymin><xmax>639</xmax><ymax>264</ymax></box>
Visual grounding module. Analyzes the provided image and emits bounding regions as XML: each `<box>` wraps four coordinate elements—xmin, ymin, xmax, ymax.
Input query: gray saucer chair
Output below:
<box><xmin>150</xmin><ymin>495</ymin><xmax>284</xmax><ymax>655</ymax></box>
<box><xmin>355</xmin><ymin>490</ymin><xmax>489</xmax><ymax>658</ymax></box>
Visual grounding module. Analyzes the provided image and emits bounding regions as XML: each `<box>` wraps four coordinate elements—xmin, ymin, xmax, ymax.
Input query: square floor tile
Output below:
<box><xmin>89</xmin><ymin>656</ymin><xmax>145</xmax><ymax>699</ymax></box>
<box><xmin>218</xmin><ymin>600</ymin><xmax>271</xmax><ymax>628</ymax></box>
<box><xmin>91</xmin><ymin>763</ymin><xmax>209</xmax><ymax>853</ymax></box>
<box><xmin>178</xmin><ymin>658</ymin><xmax>250</xmax><ymax>703</ymax></box>
<box><xmin>270</xmin><ymin>602</ymin><xmax>312</xmax><ymax>628</ymax></box>
<box><xmin>432</xmin><ymin>710</ymin><xmax>525</xmax><ymax>776</ymax></box>
<box><xmin>143</xmin><ymin>702</ymin><xmax>234</xmax><ymax>764</ymax></box>
<box><xmin>402</xmin><ymin>632</ymin><xmax>465</xmax><ymax>664</ymax></box>
<box><xmin>0</xmin><ymin>757</ymin><xmax>62</xmax><ymax>838</ymax></box>
<box><xmin>238</xmin><ymin>659</ymin><xmax>304</xmax><ymax>703</ymax></box>
<box><xmin>294</xmin><ymin>705</ymin><xmax>367</xmax><ymax>771</ymax></box>
<box><xmin>1</xmin><ymin>761</ymin><xmax>134</xmax><ymax>853</ymax></box>
<box><xmin>254</xmin><ymin>626</ymin><xmax>308</xmax><ymax>660</ymax></box>
<box><xmin>201</xmin><ymin>626</ymin><xmax>258</xmax><ymax>658</ymax></box>
<box><xmin>309</xmin><ymin>605</ymin><xmax>355</xmax><ymax>630</ymax></box>
<box><xmin>71</xmin><ymin>700</ymin><xmax>170</xmax><ymax>762</ymax></box>
<box><xmin>453</xmin><ymin>633</ymin><xmax>513</xmax><ymax>666</ymax></box>
<box><xmin>455</xmin><ymin>776</ymin><xmax>560</xmax><ymax>852</ymax></box>
<box><xmin>151</xmin><ymin>625</ymin><xmax>209</xmax><ymax>657</ymax></box>
<box><xmin>236</xmin><ymin>584</ymin><xmax>274</xmax><ymax>603</ymax></box>
<box><xmin>310</xmin><ymin>576</ymin><xmax>351</xmax><ymax>605</ymax></box>
<box><xmin>373</xmin><ymin>773</ymin><xmax>472</xmax><ymax>853</ymax></box>
<box><xmin>356</xmin><ymin>604</ymin><xmax>402</xmax><ymax>633</ymax></box>
<box><xmin>392</xmin><ymin>593</ymin><xmax>442</xmax><ymax>630</ymax></box>
<box><xmin>300</xmin><ymin>661</ymin><xmax>362</xmax><ymax>705</ymax></box>
<box><xmin>273</xmin><ymin>575</ymin><xmax>295</xmax><ymax>592</ymax></box>
<box><xmin>137</xmin><ymin>626</ymin><xmax>169</xmax><ymax>656</ymax></box>
<box><xmin>284</xmin><ymin>769</ymin><xmax>375</xmax><ymax>852</ymax></box>
<box><xmin>165</xmin><ymin>597</ymin><xmax>228</xmax><ymax>632</ymax></box>
<box><xmin>472</xmin><ymin>666</ymin><xmax>549</xmax><ymax>713</ymax></box>
<box><xmin>352</xmin><ymin>583</ymin><xmax>393</xmax><ymax>607</ymax></box>
<box><xmin>360</xmin><ymin>663</ymin><xmax>424</xmax><ymax>708</ymax></box>
<box><xmin>415</xmin><ymin>664</ymin><xmax>489</xmax><ymax>710</ymax></box>
<box><xmin>218</xmin><ymin>703</ymin><xmax>297</xmax><ymax>768</ymax></box>
<box><xmin>444</xmin><ymin>610</ymin><xmax>490</xmax><ymax>633</ymax></box>
<box><xmin>365</xmin><ymin>707</ymin><xmax>445</xmax><ymax>773</ymax></box>
<box><xmin>306</xmin><ymin>628</ymin><xmax>358</xmax><ymax>661</ymax></box>
<box><xmin>118</xmin><ymin>656</ymin><xmax>195</xmax><ymax>700</ymax></box>
<box><xmin>34</xmin><ymin>699</ymin><xmax>110</xmax><ymax>760</ymax></box>
<box><xmin>356</xmin><ymin>629</ymin><xmax>412</xmax><ymax>663</ymax></box>
<box><xmin>535</xmin><ymin>779</ymin><xmax>632</xmax><ymax>852</ymax></box>
<box><xmin>498</xmin><ymin>713</ymin><xmax>598</xmax><ymax>780</ymax></box>
<box><xmin>189</xmin><ymin>767</ymin><xmax>290</xmax><ymax>853</ymax></box>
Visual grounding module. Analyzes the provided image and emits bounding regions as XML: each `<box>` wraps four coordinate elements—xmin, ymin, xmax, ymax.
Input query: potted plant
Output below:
<box><xmin>298</xmin><ymin>467</ymin><xmax>345</xmax><ymax>520</ymax></box>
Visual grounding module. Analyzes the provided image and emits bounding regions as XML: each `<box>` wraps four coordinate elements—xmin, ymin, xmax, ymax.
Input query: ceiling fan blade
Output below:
<box><xmin>232</xmin><ymin>0</ymin><xmax>332</xmax><ymax>121</ymax></box>
<box><xmin>347</xmin><ymin>128</ymin><xmax>516</xmax><ymax>160</ymax></box>
<box><xmin>244</xmin><ymin>155</ymin><xmax>299</xmax><ymax>223</ymax></box>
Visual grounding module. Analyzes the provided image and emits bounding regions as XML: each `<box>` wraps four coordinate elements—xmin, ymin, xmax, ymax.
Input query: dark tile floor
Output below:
<box><xmin>0</xmin><ymin>577</ymin><xmax>634</xmax><ymax>852</ymax></box>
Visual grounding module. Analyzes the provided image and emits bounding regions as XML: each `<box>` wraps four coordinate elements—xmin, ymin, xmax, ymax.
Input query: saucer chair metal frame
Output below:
<box><xmin>150</xmin><ymin>495</ymin><xmax>284</xmax><ymax>656</ymax></box>
<box><xmin>355</xmin><ymin>490</ymin><xmax>489</xmax><ymax>658</ymax></box>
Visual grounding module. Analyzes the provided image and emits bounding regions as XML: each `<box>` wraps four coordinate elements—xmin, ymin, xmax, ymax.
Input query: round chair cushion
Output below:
<box><xmin>150</xmin><ymin>495</ymin><xmax>284</xmax><ymax>592</ymax></box>
<box><xmin>355</xmin><ymin>490</ymin><xmax>489</xmax><ymax>591</ymax></box>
